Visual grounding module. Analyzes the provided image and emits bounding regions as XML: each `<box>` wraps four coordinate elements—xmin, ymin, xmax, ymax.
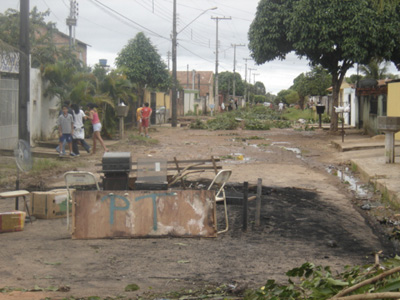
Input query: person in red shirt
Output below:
<box><xmin>141</xmin><ymin>102</ymin><xmax>152</xmax><ymax>138</ymax></box>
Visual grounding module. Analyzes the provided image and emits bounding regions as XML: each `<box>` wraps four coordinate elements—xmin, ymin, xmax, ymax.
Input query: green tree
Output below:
<box><xmin>248</xmin><ymin>0</ymin><xmax>400</xmax><ymax>130</ymax></box>
<box><xmin>0</xmin><ymin>7</ymin><xmax>67</xmax><ymax>69</ymax></box>
<box><xmin>276</xmin><ymin>89</ymin><xmax>299</xmax><ymax>105</ymax></box>
<box><xmin>254</xmin><ymin>81</ymin><xmax>266</xmax><ymax>96</ymax></box>
<box><xmin>291</xmin><ymin>66</ymin><xmax>332</xmax><ymax>108</ymax></box>
<box><xmin>345</xmin><ymin>74</ymin><xmax>363</xmax><ymax>85</ymax></box>
<box><xmin>359</xmin><ymin>57</ymin><xmax>391</xmax><ymax>80</ymax></box>
<box><xmin>291</xmin><ymin>73</ymin><xmax>308</xmax><ymax>109</ymax></box>
<box><xmin>218</xmin><ymin>71</ymin><xmax>244</xmax><ymax>98</ymax></box>
<box><xmin>115</xmin><ymin>32</ymin><xmax>171</xmax><ymax>108</ymax></box>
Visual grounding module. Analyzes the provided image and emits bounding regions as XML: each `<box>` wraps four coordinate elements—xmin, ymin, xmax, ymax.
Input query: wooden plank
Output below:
<box><xmin>242</xmin><ymin>182</ymin><xmax>248</xmax><ymax>232</ymax></box>
<box><xmin>173</xmin><ymin>156</ymin><xmax>186</xmax><ymax>189</ymax></box>
<box><xmin>98</xmin><ymin>166</ymin><xmax>222</xmax><ymax>172</ymax></box>
<box><xmin>255</xmin><ymin>178</ymin><xmax>262</xmax><ymax>227</ymax></box>
<box><xmin>211</xmin><ymin>156</ymin><xmax>218</xmax><ymax>174</ymax></box>
<box><xmin>72</xmin><ymin>190</ymin><xmax>217</xmax><ymax>239</ymax></box>
<box><xmin>134</xmin><ymin>158</ymin><xmax>221</xmax><ymax>165</ymax></box>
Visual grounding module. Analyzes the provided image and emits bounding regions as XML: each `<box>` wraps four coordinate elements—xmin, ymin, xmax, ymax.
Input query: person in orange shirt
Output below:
<box><xmin>136</xmin><ymin>104</ymin><xmax>144</xmax><ymax>135</ymax></box>
<box><xmin>141</xmin><ymin>102</ymin><xmax>152</xmax><ymax>138</ymax></box>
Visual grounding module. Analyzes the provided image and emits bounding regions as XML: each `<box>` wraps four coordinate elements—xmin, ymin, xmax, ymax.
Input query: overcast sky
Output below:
<box><xmin>1</xmin><ymin>0</ymin><xmax>399</xmax><ymax>95</ymax></box>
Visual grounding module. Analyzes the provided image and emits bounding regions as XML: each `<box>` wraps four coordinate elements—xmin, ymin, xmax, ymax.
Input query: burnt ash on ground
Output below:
<box><xmin>210</xmin><ymin>184</ymin><xmax>396</xmax><ymax>260</ymax></box>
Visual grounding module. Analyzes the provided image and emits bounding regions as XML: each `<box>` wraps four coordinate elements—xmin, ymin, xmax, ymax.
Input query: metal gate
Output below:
<box><xmin>0</xmin><ymin>78</ymin><xmax>18</xmax><ymax>150</ymax></box>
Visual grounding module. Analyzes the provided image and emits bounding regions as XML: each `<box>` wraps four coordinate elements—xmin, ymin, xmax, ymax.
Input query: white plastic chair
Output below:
<box><xmin>64</xmin><ymin>171</ymin><xmax>100</xmax><ymax>229</ymax></box>
<box><xmin>207</xmin><ymin>169</ymin><xmax>232</xmax><ymax>234</ymax></box>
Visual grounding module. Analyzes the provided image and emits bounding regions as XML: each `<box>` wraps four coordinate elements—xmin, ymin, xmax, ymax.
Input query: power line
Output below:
<box><xmin>88</xmin><ymin>0</ymin><xmax>169</xmax><ymax>41</ymax></box>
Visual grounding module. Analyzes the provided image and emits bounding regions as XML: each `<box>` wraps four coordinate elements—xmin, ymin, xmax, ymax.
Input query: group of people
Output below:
<box><xmin>136</xmin><ymin>102</ymin><xmax>152</xmax><ymax>137</ymax></box>
<box><xmin>56</xmin><ymin>101</ymin><xmax>108</xmax><ymax>157</ymax></box>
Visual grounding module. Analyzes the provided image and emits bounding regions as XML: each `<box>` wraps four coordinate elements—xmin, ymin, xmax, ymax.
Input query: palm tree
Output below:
<box><xmin>359</xmin><ymin>58</ymin><xmax>390</xmax><ymax>80</ymax></box>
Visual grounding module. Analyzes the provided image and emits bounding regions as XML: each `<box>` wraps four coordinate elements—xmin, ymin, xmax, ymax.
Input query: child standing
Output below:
<box><xmin>57</xmin><ymin>104</ymin><xmax>76</xmax><ymax>157</ymax></box>
<box><xmin>141</xmin><ymin>102</ymin><xmax>152</xmax><ymax>138</ymax></box>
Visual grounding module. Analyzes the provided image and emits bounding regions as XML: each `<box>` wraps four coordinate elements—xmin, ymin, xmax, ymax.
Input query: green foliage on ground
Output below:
<box><xmin>190</xmin><ymin>106</ymin><xmax>292</xmax><ymax>131</ymax></box>
<box><xmin>245</xmin><ymin>257</ymin><xmax>400</xmax><ymax>300</ymax></box>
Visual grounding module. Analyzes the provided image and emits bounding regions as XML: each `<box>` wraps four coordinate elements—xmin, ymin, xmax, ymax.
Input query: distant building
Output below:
<box><xmin>176</xmin><ymin>70</ymin><xmax>214</xmax><ymax>115</ymax></box>
<box><xmin>36</xmin><ymin>26</ymin><xmax>89</xmax><ymax>65</ymax></box>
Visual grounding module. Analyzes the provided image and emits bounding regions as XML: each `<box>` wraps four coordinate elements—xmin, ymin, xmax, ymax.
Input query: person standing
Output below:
<box><xmin>136</xmin><ymin>104</ymin><xmax>144</xmax><ymax>135</ymax></box>
<box><xmin>141</xmin><ymin>102</ymin><xmax>152</xmax><ymax>138</ymax></box>
<box><xmin>56</xmin><ymin>100</ymin><xmax>74</xmax><ymax>155</ymax></box>
<box><xmin>57</xmin><ymin>104</ymin><xmax>76</xmax><ymax>157</ymax></box>
<box><xmin>71</xmin><ymin>103</ymin><xmax>91</xmax><ymax>156</ymax></box>
<box><xmin>86</xmin><ymin>103</ymin><xmax>109</xmax><ymax>154</ymax></box>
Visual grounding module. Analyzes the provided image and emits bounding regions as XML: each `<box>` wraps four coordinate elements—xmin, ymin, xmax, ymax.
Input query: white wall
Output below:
<box><xmin>183</xmin><ymin>90</ymin><xmax>199</xmax><ymax>114</ymax></box>
<box><xmin>29</xmin><ymin>69</ymin><xmax>59</xmax><ymax>144</ymax></box>
<box><xmin>343</xmin><ymin>87</ymin><xmax>356</xmax><ymax>126</ymax></box>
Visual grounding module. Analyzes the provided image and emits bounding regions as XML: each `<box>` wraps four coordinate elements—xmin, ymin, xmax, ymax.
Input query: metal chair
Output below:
<box><xmin>64</xmin><ymin>171</ymin><xmax>100</xmax><ymax>229</ymax></box>
<box><xmin>207</xmin><ymin>169</ymin><xmax>232</xmax><ymax>234</ymax></box>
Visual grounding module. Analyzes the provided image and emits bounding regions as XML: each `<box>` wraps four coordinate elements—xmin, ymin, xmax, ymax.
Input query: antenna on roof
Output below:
<box><xmin>66</xmin><ymin>0</ymin><xmax>79</xmax><ymax>49</ymax></box>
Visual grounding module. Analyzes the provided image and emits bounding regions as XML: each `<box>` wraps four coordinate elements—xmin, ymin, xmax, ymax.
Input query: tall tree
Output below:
<box><xmin>359</xmin><ymin>58</ymin><xmax>390</xmax><ymax>80</ymax></box>
<box><xmin>218</xmin><ymin>71</ymin><xmax>244</xmax><ymax>97</ymax></box>
<box><xmin>291</xmin><ymin>66</ymin><xmax>332</xmax><ymax>108</ymax></box>
<box><xmin>248</xmin><ymin>0</ymin><xmax>400</xmax><ymax>130</ymax></box>
<box><xmin>116</xmin><ymin>32</ymin><xmax>171</xmax><ymax>108</ymax></box>
<box><xmin>0</xmin><ymin>7</ymin><xmax>63</xmax><ymax>68</ymax></box>
<box><xmin>254</xmin><ymin>81</ymin><xmax>266</xmax><ymax>96</ymax></box>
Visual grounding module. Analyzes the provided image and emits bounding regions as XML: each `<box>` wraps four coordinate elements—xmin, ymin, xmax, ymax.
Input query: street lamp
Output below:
<box><xmin>178</xmin><ymin>7</ymin><xmax>217</xmax><ymax>35</ymax></box>
<box><xmin>171</xmin><ymin>3</ymin><xmax>217</xmax><ymax>127</ymax></box>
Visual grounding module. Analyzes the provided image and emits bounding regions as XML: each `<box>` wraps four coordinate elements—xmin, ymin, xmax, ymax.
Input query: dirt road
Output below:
<box><xmin>0</xmin><ymin>127</ymin><xmax>394</xmax><ymax>299</ymax></box>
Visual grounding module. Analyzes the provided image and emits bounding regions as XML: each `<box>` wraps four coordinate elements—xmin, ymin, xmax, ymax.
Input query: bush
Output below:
<box><xmin>206</xmin><ymin>115</ymin><xmax>238</xmax><ymax>130</ymax></box>
<box><xmin>189</xmin><ymin>119</ymin><xmax>207</xmax><ymax>129</ymax></box>
<box><xmin>244</xmin><ymin>119</ymin><xmax>271</xmax><ymax>130</ymax></box>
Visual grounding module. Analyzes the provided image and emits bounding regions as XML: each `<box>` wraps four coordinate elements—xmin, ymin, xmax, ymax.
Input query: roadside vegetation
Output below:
<box><xmin>189</xmin><ymin>106</ymin><xmax>329</xmax><ymax>131</ymax></box>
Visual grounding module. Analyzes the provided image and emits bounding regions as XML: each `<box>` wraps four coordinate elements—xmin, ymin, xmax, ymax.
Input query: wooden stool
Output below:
<box><xmin>0</xmin><ymin>190</ymin><xmax>33</xmax><ymax>224</ymax></box>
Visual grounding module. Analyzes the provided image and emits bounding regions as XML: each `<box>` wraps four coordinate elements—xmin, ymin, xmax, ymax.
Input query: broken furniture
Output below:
<box><xmin>0</xmin><ymin>190</ymin><xmax>33</xmax><ymax>225</ymax></box>
<box><xmin>207</xmin><ymin>169</ymin><xmax>232</xmax><ymax>234</ymax></box>
<box><xmin>378</xmin><ymin>116</ymin><xmax>400</xmax><ymax>163</ymax></box>
<box><xmin>164</xmin><ymin>157</ymin><xmax>221</xmax><ymax>189</ymax></box>
<box><xmin>64</xmin><ymin>171</ymin><xmax>100</xmax><ymax>229</ymax></box>
<box><xmin>101</xmin><ymin>152</ymin><xmax>131</xmax><ymax>190</ymax></box>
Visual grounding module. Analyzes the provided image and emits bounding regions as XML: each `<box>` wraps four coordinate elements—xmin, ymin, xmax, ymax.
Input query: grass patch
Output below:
<box><xmin>258</xmin><ymin>143</ymin><xmax>270</xmax><ymax>148</ymax></box>
<box><xmin>381</xmin><ymin>187</ymin><xmax>400</xmax><ymax>210</ymax></box>
<box><xmin>128</xmin><ymin>134</ymin><xmax>159</xmax><ymax>145</ymax></box>
<box><xmin>31</xmin><ymin>158</ymin><xmax>63</xmax><ymax>174</ymax></box>
<box><xmin>282</xmin><ymin>107</ymin><xmax>316</xmax><ymax>122</ymax></box>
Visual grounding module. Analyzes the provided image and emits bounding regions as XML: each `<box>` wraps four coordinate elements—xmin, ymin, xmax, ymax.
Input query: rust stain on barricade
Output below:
<box><xmin>72</xmin><ymin>190</ymin><xmax>217</xmax><ymax>239</ymax></box>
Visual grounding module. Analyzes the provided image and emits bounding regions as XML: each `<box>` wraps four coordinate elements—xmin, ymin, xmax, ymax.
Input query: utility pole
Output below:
<box><xmin>19</xmin><ymin>0</ymin><xmax>30</xmax><ymax>143</ymax></box>
<box><xmin>211</xmin><ymin>16</ymin><xmax>231</xmax><ymax>108</ymax></box>
<box><xmin>166</xmin><ymin>51</ymin><xmax>171</xmax><ymax>70</ymax></box>
<box><xmin>171</xmin><ymin>0</ymin><xmax>178</xmax><ymax>127</ymax></box>
<box><xmin>232</xmin><ymin>43</ymin><xmax>245</xmax><ymax>100</ymax></box>
<box><xmin>66</xmin><ymin>1</ymin><xmax>78</xmax><ymax>49</ymax></box>
<box><xmin>243</xmin><ymin>58</ymin><xmax>251</xmax><ymax>103</ymax></box>
<box><xmin>248</xmin><ymin>68</ymin><xmax>256</xmax><ymax>105</ymax></box>
<box><xmin>248</xmin><ymin>68</ymin><xmax>256</xmax><ymax>82</ymax></box>
<box><xmin>253</xmin><ymin>73</ymin><xmax>259</xmax><ymax>84</ymax></box>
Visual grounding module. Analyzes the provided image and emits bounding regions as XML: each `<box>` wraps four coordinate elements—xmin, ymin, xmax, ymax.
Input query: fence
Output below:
<box><xmin>0</xmin><ymin>77</ymin><xmax>18</xmax><ymax>150</ymax></box>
